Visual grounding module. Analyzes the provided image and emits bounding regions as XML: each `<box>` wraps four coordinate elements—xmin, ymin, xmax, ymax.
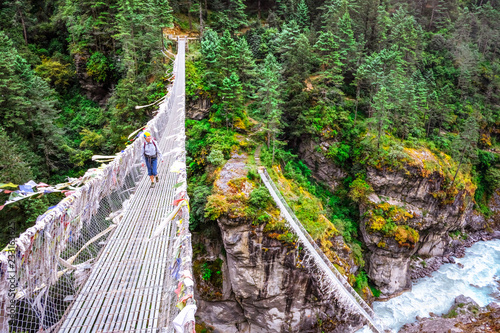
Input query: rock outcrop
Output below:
<box><xmin>399</xmin><ymin>295</ymin><xmax>500</xmax><ymax>333</ymax></box>
<box><xmin>297</xmin><ymin>138</ymin><xmax>347</xmax><ymax>190</ymax></box>
<box><xmin>360</xmin><ymin>164</ymin><xmax>474</xmax><ymax>296</ymax></box>
<box><xmin>296</xmin><ymin>141</ymin><xmax>497</xmax><ymax>298</ymax></box>
<box><xmin>73</xmin><ymin>53</ymin><xmax>110</xmax><ymax>105</ymax></box>
<box><xmin>194</xmin><ymin>153</ymin><xmax>364</xmax><ymax>333</ymax></box>
<box><xmin>186</xmin><ymin>98</ymin><xmax>211</xmax><ymax>120</ymax></box>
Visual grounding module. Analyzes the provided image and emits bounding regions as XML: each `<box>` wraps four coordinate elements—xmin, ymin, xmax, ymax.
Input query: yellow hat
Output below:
<box><xmin>143</xmin><ymin>132</ymin><xmax>151</xmax><ymax>137</ymax></box>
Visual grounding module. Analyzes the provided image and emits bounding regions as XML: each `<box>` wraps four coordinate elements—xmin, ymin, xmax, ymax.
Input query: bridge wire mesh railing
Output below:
<box><xmin>0</xmin><ymin>43</ymin><xmax>189</xmax><ymax>332</ymax></box>
<box><xmin>156</xmin><ymin>37</ymin><xmax>196</xmax><ymax>333</ymax></box>
<box><xmin>258</xmin><ymin>167</ymin><xmax>383</xmax><ymax>333</ymax></box>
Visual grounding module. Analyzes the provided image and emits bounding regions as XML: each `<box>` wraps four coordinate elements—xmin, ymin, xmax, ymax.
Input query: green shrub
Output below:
<box><xmin>444</xmin><ymin>309</ymin><xmax>458</xmax><ymax>318</ymax></box>
<box><xmin>350</xmin><ymin>241</ymin><xmax>365</xmax><ymax>267</ymax></box>
<box><xmin>326</xmin><ymin>142</ymin><xmax>351</xmax><ymax>166</ymax></box>
<box><xmin>207</xmin><ymin>149</ymin><xmax>225</xmax><ymax>166</ymax></box>
<box><xmin>369</xmin><ymin>285</ymin><xmax>381</xmax><ymax>298</ymax></box>
<box><xmin>349</xmin><ymin>176</ymin><xmax>373</xmax><ymax>203</ymax></box>
<box><xmin>354</xmin><ymin>270</ymin><xmax>369</xmax><ymax>292</ymax></box>
<box><xmin>249</xmin><ymin>186</ymin><xmax>271</xmax><ymax>209</ymax></box>
<box><xmin>201</xmin><ymin>262</ymin><xmax>212</xmax><ymax>280</ymax></box>
<box><xmin>204</xmin><ymin>194</ymin><xmax>229</xmax><ymax>220</ymax></box>
<box><xmin>247</xmin><ymin>167</ymin><xmax>258</xmax><ymax>181</ymax></box>
<box><xmin>189</xmin><ymin>184</ymin><xmax>212</xmax><ymax>230</ymax></box>
<box><xmin>86</xmin><ymin>52</ymin><xmax>112</xmax><ymax>82</ymax></box>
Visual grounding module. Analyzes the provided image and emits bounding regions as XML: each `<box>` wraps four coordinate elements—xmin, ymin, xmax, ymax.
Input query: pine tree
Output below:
<box><xmin>385</xmin><ymin>7</ymin><xmax>423</xmax><ymax>65</ymax></box>
<box><xmin>281</xmin><ymin>33</ymin><xmax>313</xmax><ymax>139</ymax></box>
<box><xmin>256</xmin><ymin>53</ymin><xmax>283</xmax><ymax>164</ymax></box>
<box><xmin>220</xmin><ymin>0</ymin><xmax>247</xmax><ymax>32</ymax></box>
<box><xmin>335</xmin><ymin>11</ymin><xmax>359</xmax><ymax>72</ymax></box>
<box><xmin>217</xmin><ymin>30</ymin><xmax>238</xmax><ymax>77</ymax></box>
<box><xmin>371</xmin><ymin>86</ymin><xmax>393</xmax><ymax>152</ymax></box>
<box><xmin>217</xmin><ymin>72</ymin><xmax>243</xmax><ymax>129</ymax></box>
<box><xmin>201</xmin><ymin>28</ymin><xmax>220</xmax><ymax>93</ymax></box>
<box><xmin>235</xmin><ymin>38</ymin><xmax>257</xmax><ymax>99</ymax></box>
<box><xmin>314</xmin><ymin>31</ymin><xmax>344</xmax><ymax>95</ymax></box>
<box><xmin>275</xmin><ymin>0</ymin><xmax>295</xmax><ymax>20</ymax></box>
<box><xmin>0</xmin><ymin>129</ymin><xmax>33</xmax><ymax>184</ymax></box>
<box><xmin>450</xmin><ymin>114</ymin><xmax>480</xmax><ymax>187</ymax></box>
<box><xmin>0</xmin><ymin>0</ymin><xmax>36</xmax><ymax>47</ymax></box>
<box><xmin>115</xmin><ymin>0</ymin><xmax>169</xmax><ymax>76</ymax></box>
<box><xmin>350</xmin><ymin>0</ymin><xmax>384</xmax><ymax>51</ymax></box>
<box><xmin>319</xmin><ymin>0</ymin><xmax>347</xmax><ymax>31</ymax></box>
<box><xmin>295</xmin><ymin>0</ymin><xmax>310</xmax><ymax>30</ymax></box>
<box><xmin>0</xmin><ymin>31</ymin><xmax>65</xmax><ymax>179</ymax></box>
<box><xmin>355</xmin><ymin>46</ymin><xmax>406</xmax><ymax>117</ymax></box>
<box><xmin>110</xmin><ymin>0</ymin><xmax>173</xmax><ymax>141</ymax></box>
<box><xmin>63</xmin><ymin>0</ymin><xmax>118</xmax><ymax>55</ymax></box>
<box><xmin>155</xmin><ymin>0</ymin><xmax>174</xmax><ymax>28</ymax></box>
<box><xmin>0</xmin><ymin>31</ymin><xmax>29</xmax><ymax>127</ymax></box>
<box><xmin>276</xmin><ymin>20</ymin><xmax>301</xmax><ymax>60</ymax></box>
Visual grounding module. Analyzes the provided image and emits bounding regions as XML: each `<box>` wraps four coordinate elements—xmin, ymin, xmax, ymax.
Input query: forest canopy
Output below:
<box><xmin>1</xmin><ymin>0</ymin><xmax>500</xmax><ymax>246</ymax></box>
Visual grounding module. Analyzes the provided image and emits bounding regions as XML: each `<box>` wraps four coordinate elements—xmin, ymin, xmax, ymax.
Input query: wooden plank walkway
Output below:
<box><xmin>58</xmin><ymin>39</ymin><xmax>187</xmax><ymax>333</ymax></box>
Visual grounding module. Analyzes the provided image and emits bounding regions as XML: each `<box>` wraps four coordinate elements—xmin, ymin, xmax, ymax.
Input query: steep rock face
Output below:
<box><xmin>297</xmin><ymin>138</ymin><xmax>347</xmax><ymax>190</ymax></box>
<box><xmin>73</xmin><ymin>53</ymin><xmax>110</xmax><ymax>105</ymax></box>
<box><xmin>468</xmin><ymin>189</ymin><xmax>500</xmax><ymax>231</ymax></box>
<box><xmin>361</xmin><ymin>166</ymin><xmax>473</xmax><ymax>296</ymax></box>
<box><xmin>296</xmin><ymin>139</ymin><xmax>498</xmax><ymax>298</ymax></box>
<box><xmin>195</xmin><ymin>153</ymin><xmax>364</xmax><ymax>333</ymax></box>
<box><xmin>198</xmin><ymin>215</ymin><xmax>364</xmax><ymax>333</ymax></box>
<box><xmin>186</xmin><ymin>98</ymin><xmax>210</xmax><ymax>120</ymax></box>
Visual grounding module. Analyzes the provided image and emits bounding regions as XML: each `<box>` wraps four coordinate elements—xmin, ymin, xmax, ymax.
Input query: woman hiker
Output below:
<box><xmin>141</xmin><ymin>132</ymin><xmax>163</xmax><ymax>188</ymax></box>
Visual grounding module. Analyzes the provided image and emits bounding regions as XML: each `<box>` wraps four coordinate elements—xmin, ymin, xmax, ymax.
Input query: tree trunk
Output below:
<box><xmin>199</xmin><ymin>2</ymin><xmax>204</xmax><ymax>36</ymax></box>
<box><xmin>17</xmin><ymin>8</ymin><xmax>28</xmax><ymax>45</ymax></box>
<box><xmin>428</xmin><ymin>0</ymin><xmax>436</xmax><ymax>30</ymax></box>
<box><xmin>426</xmin><ymin>110</ymin><xmax>432</xmax><ymax>137</ymax></box>
<box><xmin>354</xmin><ymin>84</ymin><xmax>360</xmax><ymax>123</ymax></box>
<box><xmin>258</xmin><ymin>0</ymin><xmax>261</xmax><ymax>21</ymax></box>
<box><xmin>377</xmin><ymin>113</ymin><xmax>383</xmax><ymax>152</ymax></box>
<box><xmin>272</xmin><ymin>133</ymin><xmax>276</xmax><ymax>165</ymax></box>
<box><xmin>188</xmin><ymin>0</ymin><xmax>192</xmax><ymax>30</ymax></box>
<box><xmin>450</xmin><ymin>146</ymin><xmax>466</xmax><ymax>188</ymax></box>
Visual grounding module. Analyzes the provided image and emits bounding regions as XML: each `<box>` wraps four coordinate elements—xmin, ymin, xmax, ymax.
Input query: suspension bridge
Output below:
<box><xmin>0</xmin><ymin>37</ymin><xmax>382</xmax><ymax>332</ymax></box>
<box><xmin>258</xmin><ymin>167</ymin><xmax>383</xmax><ymax>333</ymax></box>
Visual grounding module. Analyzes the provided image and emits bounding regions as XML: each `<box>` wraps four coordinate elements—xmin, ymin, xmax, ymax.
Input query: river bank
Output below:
<box><xmin>368</xmin><ymin>238</ymin><xmax>500</xmax><ymax>332</ymax></box>
<box><xmin>409</xmin><ymin>229</ymin><xmax>500</xmax><ymax>280</ymax></box>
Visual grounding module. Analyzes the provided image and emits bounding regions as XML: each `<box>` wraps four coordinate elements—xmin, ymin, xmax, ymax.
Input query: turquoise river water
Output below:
<box><xmin>358</xmin><ymin>238</ymin><xmax>500</xmax><ymax>332</ymax></box>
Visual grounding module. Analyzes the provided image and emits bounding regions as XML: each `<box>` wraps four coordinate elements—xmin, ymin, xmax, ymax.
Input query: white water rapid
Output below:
<box><xmin>358</xmin><ymin>239</ymin><xmax>500</xmax><ymax>332</ymax></box>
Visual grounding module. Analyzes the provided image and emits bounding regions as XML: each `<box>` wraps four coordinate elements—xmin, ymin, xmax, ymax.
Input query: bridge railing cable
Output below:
<box><xmin>258</xmin><ymin>167</ymin><xmax>383</xmax><ymax>333</ymax></box>
<box><xmin>157</xmin><ymin>37</ymin><xmax>196</xmax><ymax>333</ymax></box>
<box><xmin>0</xmin><ymin>46</ymin><xmax>182</xmax><ymax>332</ymax></box>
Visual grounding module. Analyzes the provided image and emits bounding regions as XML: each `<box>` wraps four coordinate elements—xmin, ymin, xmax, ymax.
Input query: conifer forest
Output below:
<box><xmin>1</xmin><ymin>0</ymin><xmax>500</xmax><ymax>323</ymax></box>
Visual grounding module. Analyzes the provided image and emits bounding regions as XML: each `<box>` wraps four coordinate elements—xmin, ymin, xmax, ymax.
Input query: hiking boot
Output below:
<box><xmin>150</xmin><ymin>182</ymin><xmax>155</xmax><ymax>188</ymax></box>
<box><xmin>156</xmin><ymin>175</ymin><xmax>159</xmax><ymax>182</ymax></box>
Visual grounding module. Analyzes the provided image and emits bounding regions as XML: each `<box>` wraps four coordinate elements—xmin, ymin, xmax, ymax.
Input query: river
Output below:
<box><xmin>358</xmin><ymin>238</ymin><xmax>500</xmax><ymax>332</ymax></box>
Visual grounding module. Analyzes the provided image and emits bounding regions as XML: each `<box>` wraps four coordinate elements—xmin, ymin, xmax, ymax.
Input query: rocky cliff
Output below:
<box><xmin>73</xmin><ymin>52</ymin><xmax>110</xmax><ymax>105</ymax></box>
<box><xmin>298</xmin><ymin>138</ymin><xmax>347</xmax><ymax>191</ymax></box>
<box><xmin>186</xmin><ymin>98</ymin><xmax>211</xmax><ymax>120</ymax></box>
<box><xmin>297</xmin><ymin>141</ymin><xmax>499</xmax><ymax>298</ymax></box>
<box><xmin>194</xmin><ymin>153</ymin><xmax>364</xmax><ymax>333</ymax></box>
<box><xmin>360</xmin><ymin>161</ymin><xmax>473</xmax><ymax>296</ymax></box>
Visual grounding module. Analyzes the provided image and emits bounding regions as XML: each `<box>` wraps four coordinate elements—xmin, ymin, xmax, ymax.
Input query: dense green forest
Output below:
<box><xmin>1</xmin><ymin>0</ymin><xmax>500</xmax><ymax>258</ymax></box>
<box><xmin>0</xmin><ymin>0</ymin><xmax>173</xmax><ymax>244</ymax></box>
